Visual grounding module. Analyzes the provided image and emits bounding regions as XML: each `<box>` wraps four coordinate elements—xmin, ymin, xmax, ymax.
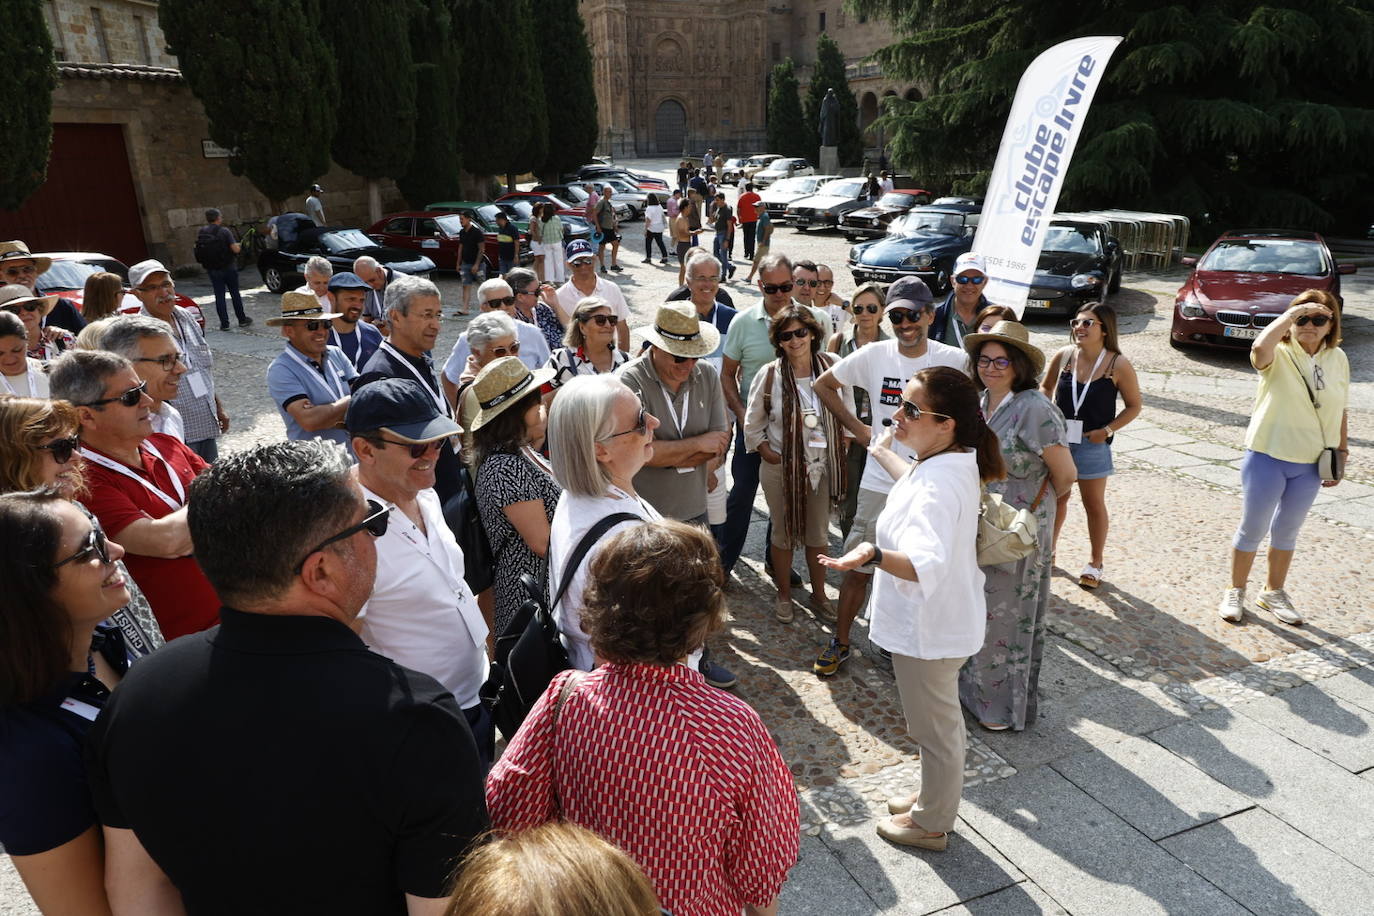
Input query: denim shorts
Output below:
<box><xmin>459</xmin><ymin>262</ymin><xmax>480</xmax><ymax>285</ymax></box>
<box><xmin>1069</xmin><ymin>440</ymin><xmax>1114</xmax><ymax>479</ymax></box>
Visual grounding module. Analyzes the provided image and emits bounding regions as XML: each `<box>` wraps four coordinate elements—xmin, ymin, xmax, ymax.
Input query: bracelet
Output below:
<box><xmin>860</xmin><ymin>543</ymin><xmax>883</xmax><ymax>569</ymax></box>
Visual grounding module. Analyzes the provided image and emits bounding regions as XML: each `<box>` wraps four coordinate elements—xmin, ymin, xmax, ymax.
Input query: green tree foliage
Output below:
<box><xmin>536</xmin><ymin>0</ymin><xmax>598</xmax><ymax>182</ymax></box>
<box><xmin>454</xmin><ymin>0</ymin><xmax>547</xmax><ymax>184</ymax></box>
<box><xmin>805</xmin><ymin>33</ymin><xmax>864</xmax><ymax>167</ymax></box>
<box><xmin>0</xmin><ymin>0</ymin><xmax>57</xmax><ymax>210</ymax></box>
<box><xmin>320</xmin><ymin>0</ymin><xmax>417</xmax><ymax>192</ymax></box>
<box><xmin>767</xmin><ymin>58</ymin><xmax>811</xmax><ymax>160</ymax></box>
<box><xmin>397</xmin><ymin>0</ymin><xmax>463</xmax><ymax>206</ymax></box>
<box><xmin>851</xmin><ymin>0</ymin><xmax>1374</xmax><ymax>232</ymax></box>
<box><xmin>161</xmin><ymin>0</ymin><xmax>338</xmax><ymax>207</ymax></box>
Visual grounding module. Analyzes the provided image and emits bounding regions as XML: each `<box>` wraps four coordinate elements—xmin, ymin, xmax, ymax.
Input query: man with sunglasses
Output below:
<box><xmin>0</xmin><ymin>239</ymin><xmax>86</xmax><ymax>334</ymax></box>
<box><xmin>100</xmin><ymin>315</ymin><xmax>189</xmax><ymax>442</ymax></box>
<box><xmin>266</xmin><ymin>290</ymin><xmax>359</xmax><ymax>450</ymax></box>
<box><xmin>930</xmin><ymin>251</ymin><xmax>990</xmax><ymax>347</ymax></box>
<box><xmin>441</xmin><ymin>278</ymin><xmax>551</xmax><ymax>379</ymax></box>
<box><xmin>811</xmin><ymin>276</ymin><xmax>970</xmax><ymax>676</ymax></box>
<box><xmin>84</xmin><ymin>440</ymin><xmax>490</xmax><ymax>914</ymax></box>
<box><xmin>555</xmin><ymin>240</ymin><xmax>631</xmax><ymax>351</ymax></box>
<box><xmin>48</xmin><ymin>350</ymin><xmax>220</xmax><ymax>641</ymax></box>
<box><xmin>348</xmin><ymin>380</ymin><xmax>494</xmax><ymax>767</ymax></box>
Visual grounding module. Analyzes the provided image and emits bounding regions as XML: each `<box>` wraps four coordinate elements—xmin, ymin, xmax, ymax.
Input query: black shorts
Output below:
<box><xmin>598</xmin><ymin>230</ymin><xmax>620</xmax><ymax>243</ymax></box>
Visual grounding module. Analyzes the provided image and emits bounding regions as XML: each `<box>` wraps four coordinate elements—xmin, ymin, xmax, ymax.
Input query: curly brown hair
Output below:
<box><xmin>581</xmin><ymin>520</ymin><xmax>726</xmax><ymax>666</ymax></box>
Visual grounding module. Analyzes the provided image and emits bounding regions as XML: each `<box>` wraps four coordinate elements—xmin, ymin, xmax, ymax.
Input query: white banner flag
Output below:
<box><xmin>973</xmin><ymin>36</ymin><xmax>1123</xmax><ymax>317</ymax></box>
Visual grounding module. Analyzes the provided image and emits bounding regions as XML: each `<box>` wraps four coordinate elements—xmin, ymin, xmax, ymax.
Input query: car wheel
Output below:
<box><xmin>1108</xmin><ymin>267</ymin><xmax>1122</xmax><ymax>294</ymax></box>
<box><xmin>263</xmin><ymin>266</ymin><xmax>286</xmax><ymax>293</ymax></box>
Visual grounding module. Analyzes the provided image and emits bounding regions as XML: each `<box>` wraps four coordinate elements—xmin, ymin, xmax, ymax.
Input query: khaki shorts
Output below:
<box><xmin>843</xmin><ymin>487</ymin><xmax>888</xmax><ymax>575</ymax></box>
<box><xmin>760</xmin><ymin>459</ymin><xmax>832</xmax><ymax>549</ymax></box>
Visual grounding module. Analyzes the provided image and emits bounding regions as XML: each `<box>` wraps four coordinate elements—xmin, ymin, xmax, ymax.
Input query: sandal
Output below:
<box><xmin>1078</xmin><ymin>564</ymin><xmax>1103</xmax><ymax>589</ymax></box>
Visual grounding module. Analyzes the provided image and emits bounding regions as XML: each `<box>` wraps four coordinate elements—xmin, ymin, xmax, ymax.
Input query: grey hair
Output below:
<box><xmin>48</xmin><ymin>350</ymin><xmax>133</xmax><ymax>407</ymax></box>
<box><xmin>353</xmin><ymin>255</ymin><xmax>380</xmax><ymax>274</ymax></box>
<box><xmin>562</xmin><ymin>296</ymin><xmax>612</xmax><ymax>349</ymax></box>
<box><xmin>188</xmin><ymin>440</ymin><xmax>361</xmax><ymax>607</ymax></box>
<box><xmin>756</xmin><ymin>252</ymin><xmax>793</xmax><ymax>278</ymax></box>
<box><xmin>466</xmin><ymin>311</ymin><xmax>517</xmax><ymax>351</ymax></box>
<box><xmin>504</xmin><ymin>267</ymin><xmax>537</xmax><ymax>290</ymax></box>
<box><xmin>304</xmin><ymin>256</ymin><xmax>333</xmax><ymax>278</ymax></box>
<box><xmin>684</xmin><ymin>247</ymin><xmax>719</xmax><ymax>278</ymax></box>
<box><xmin>384</xmin><ymin>274</ymin><xmax>441</xmax><ymax>321</ymax></box>
<box><xmin>98</xmin><ymin>315</ymin><xmax>174</xmax><ymax>361</ymax></box>
<box><xmin>476</xmin><ymin>277</ymin><xmax>512</xmax><ymax>301</ymax></box>
<box><xmin>548</xmin><ymin>374</ymin><xmax>627</xmax><ymax>497</ymax></box>
<box><xmin>0</xmin><ymin>311</ymin><xmax>26</xmax><ymax>340</ymax></box>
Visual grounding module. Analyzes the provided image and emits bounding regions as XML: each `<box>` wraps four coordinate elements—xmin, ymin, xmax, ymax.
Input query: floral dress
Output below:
<box><xmin>958</xmin><ymin>388</ymin><xmax>1067</xmax><ymax>730</ymax></box>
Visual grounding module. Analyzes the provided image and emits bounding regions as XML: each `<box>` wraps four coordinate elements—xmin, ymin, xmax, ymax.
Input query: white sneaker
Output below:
<box><xmin>1256</xmin><ymin>588</ymin><xmax>1303</xmax><ymax>625</ymax></box>
<box><xmin>1218</xmin><ymin>587</ymin><xmax>1245</xmax><ymax>623</ymax></box>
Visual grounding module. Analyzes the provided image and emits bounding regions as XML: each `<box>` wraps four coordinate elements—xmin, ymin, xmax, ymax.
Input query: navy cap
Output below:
<box><xmin>887</xmin><ymin>276</ymin><xmax>934</xmax><ymax>310</ymax></box>
<box><xmin>327</xmin><ymin>271</ymin><xmax>370</xmax><ymax>291</ymax></box>
<box><xmin>565</xmin><ymin>239</ymin><xmax>596</xmax><ymax>262</ymax></box>
<box><xmin>345</xmin><ymin>379</ymin><xmax>462</xmax><ymax>441</ymax></box>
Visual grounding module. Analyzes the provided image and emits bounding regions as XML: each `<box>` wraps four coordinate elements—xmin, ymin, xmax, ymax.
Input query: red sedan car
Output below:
<box><xmin>37</xmin><ymin>251</ymin><xmax>206</xmax><ymax>329</ymax></box>
<box><xmin>368</xmin><ymin>209</ymin><xmax>530</xmax><ymax>273</ymax></box>
<box><xmin>1171</xmin><ymin>230</ymin><xmax>1355</xmax><ymax>350</ymax></box>
<box><xmin>495</xmin><ymin>191</ymin><xmax>583</xmax><ymax>220</ymax></box>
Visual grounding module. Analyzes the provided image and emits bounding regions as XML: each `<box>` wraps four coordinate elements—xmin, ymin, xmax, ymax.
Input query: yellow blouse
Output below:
<box><xmin>1245</xmin><ymin>338</ymin><xmax>1348</xmax><ymax>463</ymax></box>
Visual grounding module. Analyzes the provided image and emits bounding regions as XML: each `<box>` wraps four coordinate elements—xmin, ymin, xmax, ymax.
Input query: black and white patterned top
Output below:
<box><xmin>474</xmin><ymin>448</ymin><xmax>562</xmax><ymax>636</ymax></box>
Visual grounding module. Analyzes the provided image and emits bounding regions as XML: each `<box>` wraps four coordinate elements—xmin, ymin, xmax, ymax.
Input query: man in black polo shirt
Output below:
<box><xmin>85</xmin><ymin>440</ymin><xmax>488</xmax><ymax>915</ymax></box>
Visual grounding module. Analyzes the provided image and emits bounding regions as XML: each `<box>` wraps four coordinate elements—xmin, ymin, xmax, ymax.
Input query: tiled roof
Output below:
<box><xmin>58</xmin><ymin>62</ymin><xmax>183</xmax><ymax>83</ymax></box>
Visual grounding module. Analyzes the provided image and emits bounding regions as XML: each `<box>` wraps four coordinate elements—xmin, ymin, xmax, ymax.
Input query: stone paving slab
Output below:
<box><xmin>815</xmin><ymin>819</ymin><xmax>1026</xmax><ymax>914</ymax></box>
<box><xmin>1149</xmin><ymin>710</ymin><xmax>1374</xmax><ymax>869</ymax></box>
<box><xmin>958</xmin><ymin>766</ymin><xmax>1249</xmax><ymax>915</ymax></box>
<box><xmin>1159</xmin><ymin>807</ymin><xmax>1374</xmax><ymax>915</ymax></box>
<box><xmin>1171</xmin><ymin>441</ymin><xmax>1246</xmax><ymax>461</ymax></box>
<box><xmin>1104</xmin><ymin>432</ymin><xmax>1150</xmax><ymax>453</ymax></box>
<box><xmin>1048</xmin><ymin>733</ymin><xmax>1252</xmax><ymax>840</ymax></box>
<box><xmin>1125</xmin><ymin>426</ymin><xmax>1195</xmax><ymax>446</ymax></box>
<box><xmin>1229</xmin><ymin>683</ymin><xmax>1374</xmax><ymax>772</ymax></box>
<box><xmin>1309</xmin><ymin>497</ymin><xmax>1374</xmax><ymax>531</ymax></box>
<box><xmin>1124</xmin><ymin>446</ymin><xmax>1208</xmax><ymax>468</ymax></box>
<box><xmin>1175</xmin><ymin>463</ymin><xmax>1241</xmax><ymax>488</ymax></box>
<box><xmin>1320</xmin><ymin>667</ymin><xmax>1374</xmax><ymax>714</ymax></box>
<box><xmin>1313</xmin><ymin>479</ymin><xmax>1374</xmax><ymax>503</ymax></box>
<box><xmin>777</xmin><ymin>836</ymin><xmax>870</xmax><ymax>914</ymax></box>
<box><xmin>927</xmin><ymin>881</ymin><xmax>1068</xmax><ymax>915</ymax></box>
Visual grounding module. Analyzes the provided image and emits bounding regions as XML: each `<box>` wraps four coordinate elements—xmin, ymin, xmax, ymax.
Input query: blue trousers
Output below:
<box><xmin>1234</xmin><ymin>450</ymin><xmax>1322</xmax><ymax>552</ymax></box>
<box><xmin>207</xmin><ymin>267</ymin><xmax>245</xmax><ymax>325</ymax></box>
<box><xmin>719</xmin><ymin>425</ymin><xmax>761</xmax><ymax>573</ymax></box>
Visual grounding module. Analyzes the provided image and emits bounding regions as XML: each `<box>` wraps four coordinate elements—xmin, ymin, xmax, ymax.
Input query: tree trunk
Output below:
<box><xmin>367</xmin><ymin>178</ymin><xmax>383</xmax><ymax>224</ymax></box>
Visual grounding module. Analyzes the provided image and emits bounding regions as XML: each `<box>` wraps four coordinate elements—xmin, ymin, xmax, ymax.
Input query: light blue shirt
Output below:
<box><xmin>266</xmin><ymin>344</ymin><xmax>358</xmax><ymax>449</ymax></box>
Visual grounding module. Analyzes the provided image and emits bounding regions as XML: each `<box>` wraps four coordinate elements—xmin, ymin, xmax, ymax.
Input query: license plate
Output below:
<box><xmin>1026</xmin><ymin>299</ymin><xmax>1051</xmax><ymax>309</ymax></box>
<box><xmin>1223</xmin><ymin>326</ymin><xmax>1260</xmax><ymax>339</ymax></box>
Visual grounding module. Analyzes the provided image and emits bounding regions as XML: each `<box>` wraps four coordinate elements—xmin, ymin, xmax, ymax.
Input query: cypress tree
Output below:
<box><xmin>804</xmin><ymin>33</ymin><xmax>864</xmax><ymax>167</ymax></box>
<box><xmin>319</xmin><ymin>1</ymin><xmax>417</xmax><ymax>221</ymax></box>
<box><xmin>161</xmin><ymin>0</ymin><xmax>338</xmax><ymax>210</ymax></box>
<box><xmin>0</xmin><ymin>0</ymin><xmax>57</xmax><ymax>211</ymax></box>
<box><xmin>453</xmin><ymin>0</ymin><xmax>546</xmax><ymax>185</ymax></box>
<box><xmin>536</xmin><ymin>0</ymin><xmax>599</xmax><ymax>183</ymax></box>
<box><xmin>397</xmin><ymin>0</ymin><xmax>463</xmax><ymax>207</ymax></box>
<box><xmin>767</xmin><ymin>59</ymin><xmax>812</xmax><ymax>160</ymax></box>
<box><xmin>504</xmin><ymin>0</ymin><xmax>548</xmax><ymax>191</ymax></box>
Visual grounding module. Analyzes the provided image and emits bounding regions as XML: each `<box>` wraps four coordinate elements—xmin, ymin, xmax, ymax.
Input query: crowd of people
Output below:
<box><xmin>0</xmin><ymin>188</ymin><xmax>1351</xmax><ymax>916</ymax></box>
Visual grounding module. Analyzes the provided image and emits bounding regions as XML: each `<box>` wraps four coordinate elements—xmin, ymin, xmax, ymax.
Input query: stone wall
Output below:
<box><xmin>46</xmin><ymin>0</ymin><xmax>177</xmax><ymax>67</ymax></box>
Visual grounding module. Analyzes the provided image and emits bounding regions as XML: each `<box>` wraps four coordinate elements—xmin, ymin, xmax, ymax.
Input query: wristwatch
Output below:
<box><xmin>860</xmin><ymin>543</ymin><xmax>884</xmax><ymax>570</ymax></box>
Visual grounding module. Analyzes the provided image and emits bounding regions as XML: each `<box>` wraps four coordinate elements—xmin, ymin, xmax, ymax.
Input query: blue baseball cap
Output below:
<box><xmin>345</xmin><ymin>379</ymin><xmax>462</xmax><ymax>441</ymax></box>
<box><xmin>565</xmin><ymin>239</ymin><xmax>596</xmax><ymax>262</ymax></box>
<box><xmin>327</xmin><ymin>271</ymin><xmax>370</xmax><ymax>291</ymax></box>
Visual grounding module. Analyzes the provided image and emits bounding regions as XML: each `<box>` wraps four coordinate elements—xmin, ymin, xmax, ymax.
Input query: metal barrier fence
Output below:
<box><xmin>1057</xmin><ymin>210</ymin><xmax>1191</xmax><ymax>271</ymax></box>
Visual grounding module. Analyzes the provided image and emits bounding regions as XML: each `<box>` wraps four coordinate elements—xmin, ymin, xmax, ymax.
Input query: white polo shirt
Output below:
<box><xmin>357</xmin><ymin>484</ymin><xmax>489</xmax><ymax>709</ymax></box>
<box><xmin>554</xmin><ymin>275</ymin><xmax>630</xmax><ymax>324</ymax></box>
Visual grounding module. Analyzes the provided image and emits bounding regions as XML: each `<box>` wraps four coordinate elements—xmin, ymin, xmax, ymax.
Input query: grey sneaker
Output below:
<box><xmin>1256</xmin><ymin>588</ymin><xmax>1302</xmax><ymax>625</ymax></box>
<box><xmin>1218</xmin><ymin>587</ymin><xmax>1245</xmax><ymax>623</ymax></box>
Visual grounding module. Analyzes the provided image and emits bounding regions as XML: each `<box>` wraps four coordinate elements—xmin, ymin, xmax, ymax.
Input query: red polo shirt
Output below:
<box><xmin>737</xmin><ymin>191</ymin><xmax>761</xmax><ymax>223</ymax></box>
<box><xmin>80</xmin><ymin>434</ymin><xmax>220</xmax><ymax>641</ymax></box>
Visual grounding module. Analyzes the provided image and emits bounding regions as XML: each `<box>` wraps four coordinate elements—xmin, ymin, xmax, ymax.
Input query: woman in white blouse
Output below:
<box><xmin>0</xmin><ymin>312</ymin><xmax>49</xmax><ymax>398</ymax></box>
<box><xmin>821</xmin><ymin>366</ymin><xmax>1005</xmax><ymax>851</ymax></box>
<box><xmin>745</xmin><ymin>305</ymin><xmax>845</xmax><ymax>623</ymax></box>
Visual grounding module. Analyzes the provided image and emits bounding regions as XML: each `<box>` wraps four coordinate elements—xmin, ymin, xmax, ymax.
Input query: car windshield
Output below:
<box><xmin>1200</xmin><ymin>239</ymin><xmax>1327</xmax><ymax>274</ymax></box>
<box><xmin>37</xmin><ymin>258</ymin><xmax>126</xmax><ymax>290</ymax></box>
<box><xmin>1043</xmin><ymin>224</ymin><xmax>1102</xmax><ymax>255</ymax></box>
<box><xmin>878</xmin><ymin>193</ymin><xmax>916</xmax><ymax>208</ymax></box>
<box><xmin>502</xmin><ymin>201</ymin><xmax>535</xmax><ymax>219</ymax></box>
<box><xmin>475</xmin><ymin>205</ymin><xmax>502</xmax><ymax>226</ymax></box>
<box><xmin>822</xmin><ymin>179</ymin><xmax>866</xmax><ymax>198</ymax></box>
<box><xmin>893</xmin><ymin>209</ymin><xmax>968</xmax><ymax>237</ymax></box>
<box><xmin>769</xmin><ymin>177</ymin><xmax>812</xmax><ymax>193</ymax></box>
<box><xmin>560</xmin><ymin>186</ymin><xmax>591</xmax><ymax>203</ymax></box>
<box><xmin>321</xmin><ymin>229</ymin><xmax>379</xmax><ymax>252</ymax></box>
<box><xmin>435</xmin><ymin>215</ymin><xmax>464</xmax><ymax>237</ymax></box>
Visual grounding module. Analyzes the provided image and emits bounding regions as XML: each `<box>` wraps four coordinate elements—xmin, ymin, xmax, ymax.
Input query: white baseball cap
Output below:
<box><xmin>128</xmin><ymin>259</ymin><xmax>171</xmax><ymax>289</ymax></box>
<box><xmin>954</xmin><ymin>252</ymin><xmax>987</xmax><ymax>276</ymax></box>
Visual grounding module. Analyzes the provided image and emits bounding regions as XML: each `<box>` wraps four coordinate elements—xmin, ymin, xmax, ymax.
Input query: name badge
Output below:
<box><xmin>61</xmin><ymin>697</ymin><xmax>101</xmax><ymax>721</ymax></box>
<box><xmin>1065</xmin><ymin>419</ymin><xmax>1084</xmax><ymax>445</ymax></box>
<box><xmin>807</xmin><ymin>427</ymin><xmax>828</xmax><ymax>449</ymax></box>
<box><xmin>187</xmin><ymin>370</ymin><xmax>211</xmax><ymax>398</ymax></box>
<box><xmin>676</xmin><ymin>465</ymin><xmax>694</xmax><ymax>474</ymax></box>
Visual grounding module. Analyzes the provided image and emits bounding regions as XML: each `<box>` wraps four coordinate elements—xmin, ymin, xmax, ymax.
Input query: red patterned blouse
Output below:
<box><xmin>486</xmin><ymin>662</ymin><xmax>800</xmax><ymax>916</ymax></box>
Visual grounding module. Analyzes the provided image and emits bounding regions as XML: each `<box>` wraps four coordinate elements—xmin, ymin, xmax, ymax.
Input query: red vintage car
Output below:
<box><xmin>495</xmin><ymin>191</ymin><xmax>583</xmax><ymax>220</ymax></box>
<box><xmin>1171</xmin><ymin>230</ymin><xmax>1355</xmax><ymax>350</ymax></box>
<box><xmin>36</xmin><ymin>251</ymin><xmax>206</xmax><ymax>329</ymax></box>
<box><xmin>368</xmin><ymin>209</ymin><xmax>531</xmax><ymax>274</ymax></box>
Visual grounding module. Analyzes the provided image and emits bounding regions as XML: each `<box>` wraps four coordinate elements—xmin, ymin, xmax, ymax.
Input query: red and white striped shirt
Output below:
<box><xmin>487</xmin><ymin>663</ymin><xmax>799</xmax><ymax>916</ymax></box>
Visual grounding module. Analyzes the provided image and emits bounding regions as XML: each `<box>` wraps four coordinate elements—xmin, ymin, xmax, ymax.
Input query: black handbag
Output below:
<box><xmin>480</xmin><ymin>512</ymin><xmax>641</xmax><ymax>740</ymax></box>
<box><xmin>441</xmin><ymin>463</ymin><xmax>496</xmax><ymax>594</ymax></box>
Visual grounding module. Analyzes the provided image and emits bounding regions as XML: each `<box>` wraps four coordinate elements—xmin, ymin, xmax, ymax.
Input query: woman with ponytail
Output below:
<box><xmin>821</xmin><ymin>366</ymin><xmax>1002</xmax><ymax>852</ymax></box>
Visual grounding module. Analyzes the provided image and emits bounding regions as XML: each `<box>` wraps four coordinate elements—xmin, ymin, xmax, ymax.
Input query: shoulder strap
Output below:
<box><xmin>763</xmin><ymin>362</ymin><xmax>777</xmax><ymax>416</ymax></box>
<box><xmin>550</xmin><ymin>512</ymin><xmax>642</xmax><ymax>611</ymax></box>
<box><xmin>1285</xmin><ymin>346</ymin><xmax>1319</xmax><ymax>407</ymax></box>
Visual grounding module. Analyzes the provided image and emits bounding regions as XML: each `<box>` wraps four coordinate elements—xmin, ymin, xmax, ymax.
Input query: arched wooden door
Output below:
<box><xmin>654</xmin><ymin>100</ymin><xmax>687</xmax><ymax>155</ymax></box>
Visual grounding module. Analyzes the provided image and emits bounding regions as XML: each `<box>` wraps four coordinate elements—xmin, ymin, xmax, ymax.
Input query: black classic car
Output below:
<box><xmin>847</xmin><ymin>203</ymin><xmax>982</xmax><ymax>292</ymax></box>
<box><xmin>1022</xmin><ymin>220</ymin><xmax>1124</xmax><ymax>316</ymax></box>
<box><xmin>840</xmin><ymin>190</ymin><xmax>934</xmax><ymax>241</ymax></box>
<box><xmin>257</xmin><ymin>226</ymin><xmax>436</xmax><ymax>293</ymax></box>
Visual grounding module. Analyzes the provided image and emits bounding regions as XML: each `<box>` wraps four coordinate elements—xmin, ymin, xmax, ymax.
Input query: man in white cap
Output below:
<box><xmin>266</xmin><ymin>290</ymin><xmax>358</xmax><ymax>450</ymax></box>
<box><xmin>129</xmin><ymin>259</ymin><xmax>228</xmax><ymax>463</ymax></box>
<box><xmin>930</xmin><ymin>251</ymin><xmax>990</xmax><ymax>347</ymax></box>
<box><xmin>0</xmin><ymin>239</ymin><xmax>85</xmax><ymax>334</ymax></box>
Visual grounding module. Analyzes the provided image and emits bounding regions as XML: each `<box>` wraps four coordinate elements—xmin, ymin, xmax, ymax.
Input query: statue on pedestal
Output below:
<box><xmin>819</xmin><ymin>88</ymin><xmax>840</xmax><ymax>147</ymax></box>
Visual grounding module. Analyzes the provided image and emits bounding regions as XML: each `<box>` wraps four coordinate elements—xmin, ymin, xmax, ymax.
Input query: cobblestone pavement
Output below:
<box><xmin>4</xmin><ymin>159</ymin><xmax>1371</xmax><ymax>913</ymax></box>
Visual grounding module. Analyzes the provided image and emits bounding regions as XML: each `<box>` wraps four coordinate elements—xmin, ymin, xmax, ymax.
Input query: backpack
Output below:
<box><xmin>479</xmin><ymin>511</ymin><xmax>641</xmax><ymax>740</ymax></box>
<box><xmin>194</xmin><ymin>225</ymin><xmax>233</xmax><ymax>269</ymax></box>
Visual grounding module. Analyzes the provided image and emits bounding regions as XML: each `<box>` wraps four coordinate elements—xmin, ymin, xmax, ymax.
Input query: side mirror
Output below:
<box><xmin>1338</xmin><ymin>263</ymin><xmax>1358</xmax><ymax>275</ymax></box>
<box><xmin>1181</xmin><ymin>256</ymin><xmax>1198</xmax><ymax>267</ymax></box>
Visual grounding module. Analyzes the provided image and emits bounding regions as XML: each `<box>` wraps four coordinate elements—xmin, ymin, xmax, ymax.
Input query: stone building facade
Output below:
<box><xmin>580</xmin><ymin>0</ymin><xmax>928</xmax><ymax>158</ymax></box>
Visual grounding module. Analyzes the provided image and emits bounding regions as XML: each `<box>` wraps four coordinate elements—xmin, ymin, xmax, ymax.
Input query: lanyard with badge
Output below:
<box><xmin>80</xmin><ymin>440</ymin><xmax>186</xmax><ymax>511</ymax></box>
<box><xmin>1065</xmin><ymin>348</ymin><xmax>1106</xmax><ymax>444</ymax></box>
<box><xmin>796</xmin><ymin>377</ymin><xmax>827</xmax><ymax>448</ymax></box>
<box><xmin>328</xmin><ymin>326</ymin><xmax>356</xmax><ymax>361</ymax></box>
<box><xmin>283</xmin><ymin>345</ymin><xmax>347</xmax><ymax>402</ymax></box>
<box><xmin>658</xmin><ymin>383</ymin><xmax>696</xmax><ymax>473</ymax></box>
<box><xmin>378</xmin><ymin>341</ymin><xmax>446</xmax><ymax>415</ymax></box>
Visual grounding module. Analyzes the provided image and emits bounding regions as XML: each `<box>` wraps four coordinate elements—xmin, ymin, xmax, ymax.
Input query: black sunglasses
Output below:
<box><xmin>290</xmin><ymin>319</ymin><xmax>328</xmax><ymax>331</ymax></box>
<box><xmin>901</xmin><ymin>399</ymin><xmax>952</xmax><ymax>422</ymax></box>
<box><xmin>850</xmin><ymin>303</ymin><xmax>881</xmax><ymax>314</ymax></box>
<box><xmin>1</xmin><ymin>301</ymin><xmax>42</xmax><ymax>313</ymax></box>
<box><xmin>887</xmin><ymin>308</ymin><xmax>922</xmax><ymax>325</ymax></box>
<box><xmin>368</xmin><ymin>437</ymin><xmax>443</xmax><ymax>459</ymax></box>
<box><xmin>671</xmin><ymin>353</ymin><xmax>700</xmax><ymax>364</ymax></box>
<box><xmin>488</xmin><ymin>296</ymin><xmax>517</xmax><ymax>307</ymax></box>
<box><xmin>581</xmin><ymin>313</ymin><xmax>619</xmax><ymax>327</ymax></box>
<box><xmin>294</xmin><ymin>499</ymin><xmax>391</xmax><ymax>572</ymax></box>
<box><xmin>54</xmin><ymin>524</ymin><xmax>110</xmax><ymax>568</ymax></box>
<box><xmin>761</xmin><ymin>281</ymin><xmax>795</xmax><ymax>295</ymax></box>
<box><xmin>39</xmin><ymin>435</ymin><xmax>81</xmax><ymax>464</ymax></box>
<box><xmin>777</xmin><ymin>327</ymin><xmax>810</xmax><ymax>342</ymax></box>
<box><xmin>955</xmin><ymin>275</ymin><xmax>987</xmax><ymax>285</ymax></box>
<box><xmin>135</xmin><ymin>351</ymin><xmax>185</xmax><ymax>371</ymax></box>
<box><xmin>604</xmin><ymin>406</ymin><xmax>648</xmax><ymax>440</ymax></box>
<box><xmin>1295</xmin><ymin>314</ymin><xmax>1330</xmax><ymax>327</ymax></box>
<box><xmin>81</xmin><ymin>380</ymin><xmax>148</xmax><ymax>409</ymax></box>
